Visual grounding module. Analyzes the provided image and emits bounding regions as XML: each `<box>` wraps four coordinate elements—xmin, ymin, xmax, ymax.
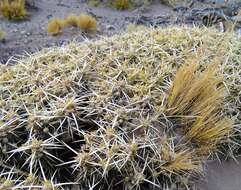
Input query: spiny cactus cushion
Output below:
<box><xmin>0</xmin><ymin>26</ymin><xmax>240</xmax><ymax>189</ymax></box>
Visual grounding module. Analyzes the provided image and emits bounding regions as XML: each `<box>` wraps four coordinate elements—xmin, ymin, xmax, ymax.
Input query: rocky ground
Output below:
<box><xmin>0</xmin><ymin>0</ymin><xmax>175</xmax><ymax>63</ymax></box>
<box><xmin>1</xmin><ymin>0</ymin><xmax>241</xmax><ymax>63</ymax></box>
<box><xmin>199</xmin><ymin>157</ymin><xmax>241</xmax><ymax>190</ymax></box>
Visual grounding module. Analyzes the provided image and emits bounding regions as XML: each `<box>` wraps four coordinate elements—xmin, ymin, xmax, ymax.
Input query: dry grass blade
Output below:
<box><xmin>112</xmin><ymin>0</ymin><xmax>131</xmax><ymax>10</ymax></box>
<box><xmin>47</xmin><ymin>18</ymin><xmax>65</xmax><ymax>35</ymax></box>
<box><xmin>0</xmin><ymin>0</ymin><xmax>27</xmax><ymax>20</ymax></box>
<box><xmin>166</xmin><ymin>59</ymin><xmax>233</xmax><ymax>153</ymax></box>
<box><xmin>77</xmin><ymin>14</ymin><xmax>97</xmax><ymax>32</ymax></box>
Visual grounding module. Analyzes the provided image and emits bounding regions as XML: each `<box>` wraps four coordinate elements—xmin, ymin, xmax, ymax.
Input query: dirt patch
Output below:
<box><xmin>0</xmin><ymin>0</ymin><xmax>175</xmax><ymax>63</ymax></box>
<box><xmin>2</xmin><ymin>0</ymin><xmax>241</xmax><ymax>63</ymax></box>
<box><xmin>199</xmin><ymin>157</ymin><xmax>241</xmax><ymax>190</ymax></box>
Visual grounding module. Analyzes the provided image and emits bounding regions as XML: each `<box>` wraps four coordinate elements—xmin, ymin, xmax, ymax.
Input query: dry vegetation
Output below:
<box><xmin>87</xmin><ymin>0</ymin><xmax>188</xmax><ymax>9</ymax></box>
<box><xmin>65</xmin><ymin>14</ymin><xmax>79</xmax><ymax>27</ymax></box>
<box><xmin>166</xmin><ymin>62</ymin><xmax>232</xmax><ymax>153</ymax></box>
<box><xmin>47</xmin><ymin>18</ymin><xmax>65</xmax><ymax>35</ymax></box>
<box><xmin>77</xmin><ymin>13</ymin><xmax>97</xmax><ymax>32</ymax></box>
<box><xmin>0</xmin><ymin>0</ymin><xmax>27</xmax><ymax>20</ymax></box>
<box><xmin>47</xmin><ymin>13</ymin><xmax>97</xmax><ymax>36</ymax></box>
<box><xmin>0</xmin><ymin>26</ymin><xmax>240</xmax><ymax>189</ymax></box>
<box><xmin>112</xmin><ymin>0</ymin><xmax>131</xmax><ymax>10</ymax></box>
<box><xmin>0</xmin><ymin>30</ymin><xmax>5</xmax><ymax>41</ymax></box>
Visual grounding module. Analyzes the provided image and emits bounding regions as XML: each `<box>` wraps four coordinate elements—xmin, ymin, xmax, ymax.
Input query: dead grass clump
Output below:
<box><xmin>166</xmin><ymin>61</ymin><xmax>233</xmax><ymax>154</ymax></box>
<box><xmin>47</xmin><ymin>18</ymin><xmax>65</xmax><ymax>35</ymax></box>
<box><xmin>88</xmin><ymin>0</ymin><xmax>101</xmax><ymax>7</ymax></box>
<box><xmin>160</xmin><ymin>0</ymin><xmax>187</xmax><ymax>6</ymax></box>
<box><xmin>0</xmin><ymin>30</ymin><xmax>5</xmax><ymax>41</ymax></box>
<box><xmin>0</xmin><ymin>0</ymin><xmax>27</xmax><ymax>20</ymax></box>
<box><xmin>47</xmin><ymin>14</ymin><xmax>97</xmax><ymax>36</ymax></box>
<box><xmin>112</xmin><ymin>0</ymin><xmax>131</xmax><ymax>10</ymax></box>
<box><xmin>77</xmin><ymin>13</ymin><xmax>97</xmax><ymax>32</ymax></box>
<box><xmin>65</xmin><ymin>14</ymin><xmax>79</xmax><ymax>27</ymax></box>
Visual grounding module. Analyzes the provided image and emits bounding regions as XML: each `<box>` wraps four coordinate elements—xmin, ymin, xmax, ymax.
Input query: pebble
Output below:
<box><xmin>13</xmin><ymin>28</ymin><xmax>18</xmax><ymax>33</ymax></box>
<box><xmin>21</xmin><ymin>30</ymin><xmax>26</xmax><ymax>35</ymax></box>
<box><xmin>106</xmin><ymin>25</ymin><xmax>115</xmax><ymax>30</ymax></box>
<box><xmin>47</xmin><ymin>14</ymin><xmax>53</xmax><ymax>19</ymax></box>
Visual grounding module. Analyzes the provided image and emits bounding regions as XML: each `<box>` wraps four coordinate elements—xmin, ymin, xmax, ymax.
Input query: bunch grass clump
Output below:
<box><xmin>86</xmin><ymin>0</ymin><xmax>188</xmax><ymax>9</ymax></box>
<box><xmin>0</xmin><ymin>26</ymin><xmax>239</xmax><ymax>189</ymax></box>
<box><xmin>47</xmin><ymin>18</ymin><xmax>65</xmax><ymax>36</ymax></box>
<box><xmin>166</xmin><ymin>61</ymin><xmax>233</xmax><ymax>153</ymax></box>
<box><xmin>0</xmin><ymin>0</ymin><xmax>27</xmax><ymax>20</ymax></box>
<box><xmin>77</xmin><ymin>13</ymin><xmax>97</xmax><ymax>32</ymax></box>
<box><xmin>65</xmin><ymin>14</ymin><xmax>79</xmax><ymax>27</ymax></box>
<box><xmin>47</xmin><ymin>13</ymin><xmax>97</xmax><ymax>36</ymax></box>
<box><xmin>112</xmin><ymin>0</ymin><xmax>131</xmax><ymax>10</ymax></box>
<box><xmin>160</xmin><ymin>0</ymin><xmax>187</xmax><ymax>6</ymax></box>
<box><xmin>0</xmin><ymin>30</ymin><xmax>5</xmax><ymax>41</ymax></box>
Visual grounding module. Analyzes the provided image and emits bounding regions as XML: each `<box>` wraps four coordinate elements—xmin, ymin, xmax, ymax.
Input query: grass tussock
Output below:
<box><xmin>47</xmin><ymin>13</ymin><xmax>97</xmax><ymax>36</ymax></box>
<box><xmin>77</xmin><ymin>14</ymin><xmax>97</xmax><ymax>32</ymax></box>
<box><xmin>47</xmin><ymin>18</ymin><xmax>65</xmax><ymax>35</ymax></box>
<box><xmin>166</xmin><ymin>61</ymin><xmax>233</xmax><ymax>152</ymax></box>
<box><xmin>0</xmin><ymin>0</ymin><xmax>27</xmax><ymax>20</ymax></box>
<box><xmin>88</xmin><ymin>0</ymin><xmax>101</xmax><ymax>7</ymax></box>
<box><xmin>0</xmin><ymin>30</ymin><xmax>5</xmax><ymax>41</ymax></box>
<box><xmin>65</xmin><ymin>14</ymin><xmax>79</xmax><ymax>27</ymax></box>
<box><xmin>112</xmin><ymin>0</ymin><xmax>131</xmax><ymax>10</ymax></box>
<box><xmin>0</xmin><ymin>26</ymin><xmax>239</xmax><ymax>189</ymax></box>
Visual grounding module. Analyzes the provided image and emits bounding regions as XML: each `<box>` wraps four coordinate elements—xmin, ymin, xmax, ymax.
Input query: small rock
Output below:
<box><xmin>13</xmin><ymin>28</ymin><xmax>18</xmax><ymax>33</ymax></box>
<box><xmin>47</xmin><ymin>14</ymin><xmax>52</xmax><ymax>19</ymax></box>
<box><xmin>21</xmin><ymin>30</ymin><xmax>26</xmax><ymax>35</ymax></box>
<box><xmin>106</xmin><ymin>25</ymin><xmax>115</xmax><ymax>30</ymax></box>
<box><xmin>24</xmin><ymin>39</ymin><xmax>28</xmax><ymax>44</ymax></box>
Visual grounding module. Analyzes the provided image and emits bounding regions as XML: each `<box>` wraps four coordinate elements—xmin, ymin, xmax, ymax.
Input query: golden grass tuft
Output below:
<box><xmin>0</xmin><ymin>0</ymin><xmax>27</xmax><ymax>20</ymax></box>
<box><xmin>0</xmin><ymin>30</ymin><xmax>5</xmax><ymax>41</ymax></box>
<box><xmin>77</xmin><ymin>14</ymin><xmax>97</xmax><ymax>32</ymax></box>
<box><xmin>160</xmin><ymin>138</ymin><xmax>202</xmax><ymax>173</ymax></box>
<box><xmin>166</xmin><ymin>60</ymin><xmax>233</xmax><ymax>153</ymax></box>
<box><xmin>88</xmin><ymin>0</ymin><xmax>101</xmax><ymax>7</ymax></box>
<box><xmin>160</xmin><ymin>0</ymin><xmax>186</xmax><ymax>6</ymax></box>
<box><xmin>113</xmin><ymin>0</ymin><xmax>131</xmax><ymax>10</ymax></box>
<box><xmin>161</xmin><ymin>149</ymin><xmax>202</xmax><ymax>173</ymax></box>
<box><xmin>47</xmin><ymin>14</ymin><xmax>97</xmax><ymax>36</ymax></box>
<box><xmin>47</xmin><ymin>18</ymin><xmax>65</xmax><ymax>36</ymax></box>
<box><xmin>64</xmin><ymin>14</ymin><xmax>79</xmax><ymax>27</ymax></box>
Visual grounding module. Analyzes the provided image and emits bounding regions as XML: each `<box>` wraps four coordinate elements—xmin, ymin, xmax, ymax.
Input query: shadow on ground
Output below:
<box><xmin>199</xmin><ymin>157</ymin><xmax>241</xmax><ymax>190</ymax></box>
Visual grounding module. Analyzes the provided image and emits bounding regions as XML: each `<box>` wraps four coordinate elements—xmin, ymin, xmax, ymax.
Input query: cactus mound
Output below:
<box><xmin>0</xmin><ymin>26</ymin><xmax>240</xmax><ymax>189</ymax></box>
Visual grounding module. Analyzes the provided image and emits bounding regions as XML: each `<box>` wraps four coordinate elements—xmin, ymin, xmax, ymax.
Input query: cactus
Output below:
<box><xmin>0</xmin><ymin>26</ymin><xmax>239</xmax><ymax>189</ymax></box>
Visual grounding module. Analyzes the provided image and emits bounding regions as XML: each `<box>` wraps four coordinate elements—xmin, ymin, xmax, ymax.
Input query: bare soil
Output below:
<box><xmin>199</xmin><ymin>157</ymin><xmax>241</xmax><ymax>190</ymax></box>
<box><xmin>0</xmin><ymin>0</ymin><xmax>229</xmax><ymax>63</ymax></box>
<box><xmin>0</xmin><ymin>0</ymin><xmax>176</xmax><ymax>63</ymax></box>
